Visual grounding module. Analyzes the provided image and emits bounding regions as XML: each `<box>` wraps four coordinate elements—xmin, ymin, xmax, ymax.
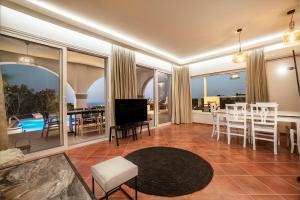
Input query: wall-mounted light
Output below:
<box><xmin>232</xmin><ymin>28</ymin><xmax>248</xmax><ymax>63</ymax></box>
<box><xmin>18</xmin><ymin>41</ymin><xmax>35</xmax><ymax>65</ymax></box>
<box><xmin>277</xmin><ymin>65</ymin><xmax>295</xmax><ymax>76</ymax></box>
<box><xmin>283</xmin><ymin>9</ymin><xmax>300</xmax><ymax>45</ymax></box>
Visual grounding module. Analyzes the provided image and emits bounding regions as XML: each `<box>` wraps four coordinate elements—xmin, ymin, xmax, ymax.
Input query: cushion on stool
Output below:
<box><xmin>91</xmin><ymin>156</ymin><xmax>138</xmax><ymax>192</ymax></box>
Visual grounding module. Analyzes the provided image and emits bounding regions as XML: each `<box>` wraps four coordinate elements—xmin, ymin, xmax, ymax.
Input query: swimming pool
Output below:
<box><xmin>17</xmin><ymin>119</ymin><xmax>45</xmax><ymax>132</ymax></box>
<box><xmin>17</xmin><ymin>118</ymin><xmax>71</xmax><ymax>132</ymax></box>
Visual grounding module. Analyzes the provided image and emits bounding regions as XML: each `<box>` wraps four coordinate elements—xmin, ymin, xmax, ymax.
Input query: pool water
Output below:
<box><xmin>17</xmin><ymin>119</ymin><xmax>45</xmax><ymax>132</ymax></box>
<box><xmin>17</xmin><ymin>117</ymin><xmax>71</xmax><ymax>132</ymax></box>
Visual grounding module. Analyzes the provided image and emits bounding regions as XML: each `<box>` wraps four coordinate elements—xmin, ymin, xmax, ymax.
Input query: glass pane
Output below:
<box><xmin>136</xmin><ymin>66</ymin><xmax>154</xmax><ymax>127</ymax></box>
<box><xmin>0</xmin><ymin>34</ymin><xmax>62</xmax><ymax>154</ymax></box>
<box><xmin>206</xmin><ymin>72</ymin><xmax>246</xmax><ymax>110</ymax></box>
<box><xmin>191</xmin><ymin>76</ymin><xmax>204</xmax><ymax>110</ymax></box>
<box><xmin>158</xmin><ymin>72</ymin><xmax>171</xmax><ymax>124</ymax></box>
<box><xmin>67</xmin><ymin>50</ymin><xmax>106</xmax><ymax>145</ymax></box>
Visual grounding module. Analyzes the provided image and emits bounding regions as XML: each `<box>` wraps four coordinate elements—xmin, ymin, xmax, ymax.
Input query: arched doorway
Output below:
<box><xmin>67</xmin><ymin>84</ymin><xmax>76</xmax><ymax>110</ymax></box>
<box><xmin>136</xmin><ymin>66</ymin><xmax>155</xmax><ymax>127</ymax></box>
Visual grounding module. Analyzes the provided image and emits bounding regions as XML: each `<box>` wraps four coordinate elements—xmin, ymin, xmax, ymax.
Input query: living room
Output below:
<box><xmin>0</xmin><ymin>1</ymin><xmax>300</xmax><ymax>200</ymax></box>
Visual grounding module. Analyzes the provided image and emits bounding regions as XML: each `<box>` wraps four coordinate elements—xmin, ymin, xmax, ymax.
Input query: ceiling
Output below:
<box><xmin>0</xmin><ymin>35</ymin><xmax>104</xmax><ymax>68</ymax></box>
<box><xmin>6</xmin><ymin>0</ymin><xmax>300</xmax><ymax>64</ymax></box>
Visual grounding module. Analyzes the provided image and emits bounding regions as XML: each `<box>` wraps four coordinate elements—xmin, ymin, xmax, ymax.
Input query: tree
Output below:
<box><xmin>34</xmin><ymin>89</ymin><xmax>59</xmax><ymax>116</ymax></box>
<box><xmin>4</xmin><ymin>84</ymin><xmax>35</xmax><ymax>117</ymax></box>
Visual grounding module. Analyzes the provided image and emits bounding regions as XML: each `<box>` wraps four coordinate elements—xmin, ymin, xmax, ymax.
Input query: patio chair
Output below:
<box><xmin>42</xmin><ymin>116</ymin><xmax>60</xmax><ymax>139</ymax></box>
<box><xmin>78</xmin><ymin>110</ymin><xmax>104</xmax><ymax>136</ymax></box>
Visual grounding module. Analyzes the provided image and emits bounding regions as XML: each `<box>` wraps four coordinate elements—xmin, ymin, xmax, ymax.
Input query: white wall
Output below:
<box><xmin>192</xmin><ymin>111</ymin><xmax>213</xmax><ymax>124</ymax></box>
<box><xmin>136</xmin><ymin>52</ymin><xmax>172</xmax><ymax>73</ymax></box>
<box><xmin>0</xmin><ymin>6</ymin><xmax>111</xmax><ymax>56</ymax></box>
<box><xmin>266</xmin><ymin>56</ymin><xmax>300</xmax><ymax>112</ymax></box>
<box><xmin>190</xmin><ymin>55</ymin><xmax>245</xmax><ymax>76</ymax></box>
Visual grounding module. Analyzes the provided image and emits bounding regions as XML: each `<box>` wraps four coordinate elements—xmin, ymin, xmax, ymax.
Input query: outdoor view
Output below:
<box><xmin>0</xmin><ymin>34</ymin><xmax>62</xmax><ymax>154</ymax></box>
<box><xmin>158</xmin><ymin>72</ymin><xmax>172</xmax><ymax>124</ymax></box>
<box><xmin>191</xmin><ymin>72</ymin><xmax>246</xmax><ymax>111</ymax></box>
<box><xmin>136</xmin><ymin>66</ymin><xmax>155</xmax><ymax>127</ymax></box>
<box><xmin>66</xmin><ymin>50</ymin><xmax>106</xmax><ymax>145</ymax></box>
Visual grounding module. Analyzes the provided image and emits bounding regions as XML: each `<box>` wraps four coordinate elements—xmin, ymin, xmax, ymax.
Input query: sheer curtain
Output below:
<box><xmin>246</xmin><ymin>49</ymin><xmax>269</xmax><ymax>103</ymax></box>
<box><xmin>0</xmin><ymin>68</ymin><xmax>8</xmax><ymax>150</ymax></box>
<box><xmin>111</xmin><ymin>45</ymin><xmax>137</xmax><ymax>124</ymax></box>
<box><xmin>172</xmin><ymin>65</ymin><xmax>192</xmax><ymax>124</ymax></box>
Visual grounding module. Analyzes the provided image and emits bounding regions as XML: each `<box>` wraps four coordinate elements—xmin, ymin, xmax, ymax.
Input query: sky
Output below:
<box><xmin>191</xmin><ymin>72</ymin><xmax>246</xmax><ymax>98</ymax></box>
<box><xmin>144</xmin><ymin>80</ymin><xmax>153</xmax><ymax>99</ymax></box>
<box><xmin>1</xmin><ymin>64</ymin><xmax>60</xmax><ymax>93</ymax></box>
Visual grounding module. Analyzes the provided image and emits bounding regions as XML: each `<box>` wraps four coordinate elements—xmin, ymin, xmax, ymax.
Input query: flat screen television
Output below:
<box><xmin>115</xmin><ymin>99</ymin><xmax>147</xmax><ymax>126</ymax></box>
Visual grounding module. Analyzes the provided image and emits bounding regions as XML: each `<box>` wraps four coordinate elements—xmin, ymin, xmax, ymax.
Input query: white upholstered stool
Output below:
<box><xmin>91</xmin><ymin>156</ymin><xmax>138</xmax><ymax>200</ymax></box>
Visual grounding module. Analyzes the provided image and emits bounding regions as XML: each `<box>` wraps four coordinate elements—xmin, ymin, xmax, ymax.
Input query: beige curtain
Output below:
<box><xmin>0</xmin><ymin>68</ymin><xmax>8</xmax><ymax>150</ymax></box>
<box><xmin>246</xmin><ymin>49</ymin><xmax>269</xmax><ymax>103</ymax></box>
<box><xmin>111</xmin><ymin>45</ymin><xmax>137</xmax><ymax>125</ymax></box>
<box><xmin>172</xmin><ymin>65</ymin><xmax>192</xmax><ymax>124</ymax></box>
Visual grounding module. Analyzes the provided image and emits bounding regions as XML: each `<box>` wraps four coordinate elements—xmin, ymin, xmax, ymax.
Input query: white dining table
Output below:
<box><xmin>215</xmin><ymin>110</ymin><xmax>300</xmax><ymax>154</ymax></box>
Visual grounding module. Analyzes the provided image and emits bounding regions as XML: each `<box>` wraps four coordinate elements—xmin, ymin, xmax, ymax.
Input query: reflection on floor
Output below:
<box><xmin>9</xmin><ymin>130</ymin><xmax>60</xmax><ymax>154</ymax></box>
<box><xmin>8</xmin><ymin>129</ymin><xmax>105</xmax><ymax>154</ymax></box>
<box><xmin>68</xmin><ymin>131</ymin><xmax>105</xmax><ymax>146</ymax></box>
<box><xmin>158</xmin><ymin>109</ymin><xmax>171</xmax><ymax>124</ymax></box>
<box><xmin>66</xmin><ymin>124</ymin><xmax>300</xmax><ymax>200</ymax></box>
<box><xmin>147</xmin><ymin>110</ymin><xmax>171</xmax><ymax>127</ymax></box>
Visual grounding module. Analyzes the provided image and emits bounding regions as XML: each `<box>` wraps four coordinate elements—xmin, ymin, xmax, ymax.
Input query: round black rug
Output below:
<box><xmin>124</xmin><ymin>147</ymin><xmax>214</xmax><ymax>197</ymax></box>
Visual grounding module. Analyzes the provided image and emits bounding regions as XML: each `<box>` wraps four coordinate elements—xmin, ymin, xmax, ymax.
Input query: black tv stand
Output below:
<box><xmin>109</xmin><ymin>123</ymin><xmax>138</xmax><ymax>146</ymax></box>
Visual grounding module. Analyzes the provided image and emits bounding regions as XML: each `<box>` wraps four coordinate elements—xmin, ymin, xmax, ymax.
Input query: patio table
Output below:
<box><xmin>67</xmin><ymin>109</ymin><xmax>105</xmax><ymax>135</ymax></box>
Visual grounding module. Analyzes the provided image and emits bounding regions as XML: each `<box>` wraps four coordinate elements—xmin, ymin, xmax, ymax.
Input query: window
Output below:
<box><xmin>191</xmin><ymin>71</ymin><xmax>246</xmax><ymax>111</ymax></box>
<box><xmin>0</xmin><ymin>34</ymin><xmax>62</xmax><ymax>154</ymax></box>
<box><xmin>136</xmin><ymin>66</ymin><xmax>155</xmax><ymax>127</ymax></box>
<box><xmin>67</xmin><ymin>50</ymin><xmax>106</xmax><ymax>145</ymax></box>
<box><xmin>191</xmin><ymin>76</ymin><xmax>204</xmax><ymax>110</ymax></box>
<box><xmin>158</xmin><ymin>72</ymin><xmax>172</xmax><ymax>124</ymax></box>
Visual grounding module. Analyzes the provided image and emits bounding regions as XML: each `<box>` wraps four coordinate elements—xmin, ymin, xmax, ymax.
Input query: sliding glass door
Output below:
<box><xmin>66</xmin><ymin>50</ymin><xmax>106</xmax><ymax>145</ymax></box>
<box><xmin>0</xmin><ymin>34</ymin><xmax>63</xmax><ymax>154</ymax></box>
<box><xmin>157</xmin><ymin>72</ymin><xmax>172</xmax><ymax>124</ymax></box>
<box><xmin>136</xmin><ymin>66</ymin><xmax>155</xmax><ymax>127</ymax></box>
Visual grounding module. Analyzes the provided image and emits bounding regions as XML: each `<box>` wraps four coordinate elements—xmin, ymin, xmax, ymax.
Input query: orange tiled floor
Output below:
<box><xmin>66</xmin><ymin>124</ymin><xmax>300</xmax><ymax>200</ymax></box>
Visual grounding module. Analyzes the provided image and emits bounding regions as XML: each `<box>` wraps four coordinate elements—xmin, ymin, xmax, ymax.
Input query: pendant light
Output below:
<box><xmin>283</xmin><ymin>9</ymin><xmax>300</xmax><ymax>45</ymax></box>
<box><xmin>18</xmin><ymin>41</ymin><xmax>35</xmax><ymax>65</ymax></box>
<box><xmin>232</xmin><ymin>28</ymin><xmax>248</xmax><ymax>63</ymax></box>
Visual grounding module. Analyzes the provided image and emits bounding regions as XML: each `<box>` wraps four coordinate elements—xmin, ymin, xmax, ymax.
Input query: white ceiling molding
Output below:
<box><xmin>2</xmin><ymin>0</ymin><xmax>299</xmax><ymax>65</ymax></box>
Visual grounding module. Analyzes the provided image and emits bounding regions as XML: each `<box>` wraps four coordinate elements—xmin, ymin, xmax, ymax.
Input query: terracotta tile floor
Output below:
<box><xmin>66</xmin><ymin>124</ymin><xmax>300</xmax><ymax>200</ymax></box>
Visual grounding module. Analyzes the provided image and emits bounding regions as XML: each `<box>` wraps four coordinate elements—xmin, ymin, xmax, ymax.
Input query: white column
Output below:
<box><xmin>75</xmin><ymin>93</ymin><xmax>88</xmax><ymax>108</ymax></box>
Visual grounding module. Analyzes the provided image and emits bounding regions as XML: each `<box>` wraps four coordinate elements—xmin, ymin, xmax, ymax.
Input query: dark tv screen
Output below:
<box><xmin>115</xmin><ymin>99</ymin><xmax>147</xmax><ymax>126</ymax></box>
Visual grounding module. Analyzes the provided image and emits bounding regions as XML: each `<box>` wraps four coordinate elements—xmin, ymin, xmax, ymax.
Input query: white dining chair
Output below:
<box><xmin>250</xmin><ymin>103</ymin><xmax>279</xmax><ymax>154</ymax></box>
<box><xmin>225</xmin><ymin>103</ymin><xmax>248</xmax><ymax>147</ymax></box>
<box><xmin>210</xmin><ymin>104</ymin><xmax>218</xmax><ymax>137</ymax></box>
<box><xmin>286</xmin><ymin>123</ymin><xmax>297</xmax><ymax>153</ymax></box>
